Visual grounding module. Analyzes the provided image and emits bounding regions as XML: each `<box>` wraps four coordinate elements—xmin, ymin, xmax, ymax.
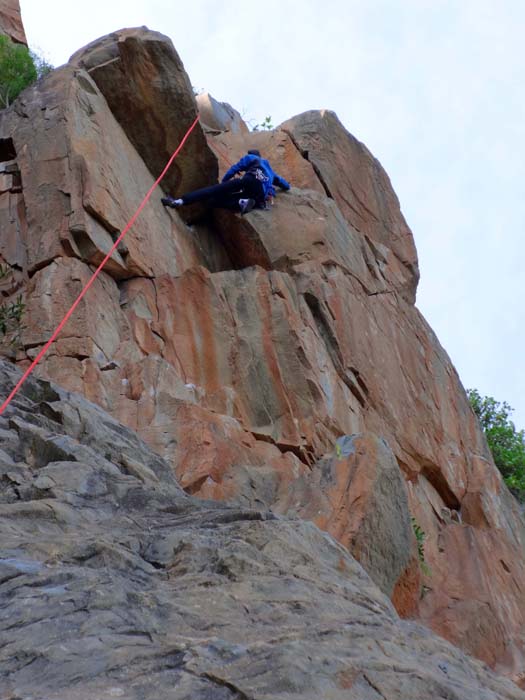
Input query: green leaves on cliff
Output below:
<box><xmin>0</xmin><ymin>36</ymin><xmax>35</xmax><ymax>108</ymax></box>
<box><xmin>0</xmin><ymin>36</ymin><xmax>52</xmax><ymax>109</ymax></box>
<box><xmin>252</xmin><ymin>116</ymin><xmax>274</xmax><ymax>131</ymax></box>
<box><xmin>411</xmin><ymin>517</ymin><xmax>431</xmax><ymax>578</ymax></box>
<box><xmin>467</xmin><ymin>388</ymin><xmax>525</xmax><ymax>500</ymax></box>
<box><xmin>411</xmin><ymin>517</ymin><xmax>426</xmax><ymax>563</ymax></box>
<box><xmin>0</xmin><ymin>265</ymin><xmax>25</xmax><ymax>353</ymax></box>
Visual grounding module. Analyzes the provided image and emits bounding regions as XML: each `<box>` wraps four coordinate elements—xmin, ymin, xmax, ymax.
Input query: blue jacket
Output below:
<box><xmin>222</xmin><ymin>154</ymin><xmax>291</xmax><ymax>199</ymax></box>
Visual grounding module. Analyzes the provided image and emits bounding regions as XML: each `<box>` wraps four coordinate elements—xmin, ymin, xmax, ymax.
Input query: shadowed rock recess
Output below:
<box><xmin>1</xmin><ymin>22</ymin><xmax>525</xmax><ymax>694</ymax></box>
<box><xmin>1</xmin><ymin>360</ymin><xmax>524</xmax><ymax>700</ymax></box>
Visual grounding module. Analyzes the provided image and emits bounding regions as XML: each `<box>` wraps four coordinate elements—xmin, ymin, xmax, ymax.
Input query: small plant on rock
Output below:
<box><xmin>252</xmin><ymin>115</ymin><xmax>274</xmax><ymax>132</ymax></box>
<box><xmin>0</xmin><ymin>264</ymin><xmax>25</xmax><ymax>351</ymax></box>
<box><xmin>411</xmin><ymin>516</ymin><xmax>431</xmax><ymax>577</ymax></box>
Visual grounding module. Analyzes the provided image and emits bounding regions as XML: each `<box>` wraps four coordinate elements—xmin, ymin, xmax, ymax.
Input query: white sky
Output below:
<box><xmin>20</xmin><ymin>0</ymin><xmax>525</xmax><ymax>427</ymax></box>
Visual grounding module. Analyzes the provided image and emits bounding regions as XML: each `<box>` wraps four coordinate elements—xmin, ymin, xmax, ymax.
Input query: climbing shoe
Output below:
<box><xmin>239</xmin><ymin>198</ymin><xmax>255</xmax><ymax>215</ymax></box>
<box><xmin>161</xmin><ymin>196</ymin><xmax>183</xmax><ymax>208</ymax></box>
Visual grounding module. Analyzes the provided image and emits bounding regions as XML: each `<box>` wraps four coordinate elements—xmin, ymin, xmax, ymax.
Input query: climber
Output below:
<box><xmin>161</xmin><ymin>149</ymin><xmax>291</xmax><ymax>215</ymax></box>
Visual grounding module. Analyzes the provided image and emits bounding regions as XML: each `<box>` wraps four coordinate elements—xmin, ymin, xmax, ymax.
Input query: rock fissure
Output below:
<box><xmin>303</xmin><ymin>291</ymin><xmax>368</xmax><ymax>408</ymax></box>
<box><xmin>281</xmin><ymin>126</ymin><xmax>334</xmax><ymax>201</ymax></box>
<box><xmin>363</xmin><ymin>673</ymin><xmax>389</xmax><ymax>700</ymax></box>
<box><xmin>248</xmin><ymin>429</ymin><xmax>314</xmax><ymax>468</ymax></box>
<box><xmin>420</xmin><ymin>460</ymin><xmax>462</xmax><ymax>512</ymax></box>
<box><xmin>26</xmin><ymin>255</ymin><xmax>63</xmax><ymax>278</ymax></box>
<box><xmin>367</xmin><ymin>289</ymin><xmax>397</xmax><ymax>297</ymax></box>
<box><xmin>200</xmin><ymin>671</ymin><xmax>255</xmax><ymax>700</ymax></box>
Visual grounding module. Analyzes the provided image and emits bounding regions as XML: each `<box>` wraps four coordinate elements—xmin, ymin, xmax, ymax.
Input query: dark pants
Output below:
<box><xmin>181</xmin><ymin>174</ymin><xmax>265</xmax><ymax>210</ymax></box>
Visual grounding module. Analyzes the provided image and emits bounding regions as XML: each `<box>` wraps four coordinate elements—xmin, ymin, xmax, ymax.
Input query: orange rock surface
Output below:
<box><xmin>0</xmin><ymin>0</ymin><xmax>26</xmax><ymax>45</ymax></box>
<box><xmin>1</xmin><ymin>26</ymin><xmax>524</xmax><ymax>686</ymax></box>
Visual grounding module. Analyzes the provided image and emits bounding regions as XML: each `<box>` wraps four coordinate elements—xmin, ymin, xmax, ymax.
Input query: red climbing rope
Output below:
<box><xmin>0</xmin><ymin>114</ymin><xmax>201</xmax><ymax>415</ymax></box>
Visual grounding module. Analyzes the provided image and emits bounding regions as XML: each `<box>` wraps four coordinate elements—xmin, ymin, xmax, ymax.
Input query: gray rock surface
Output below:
<box><xmin>276</xmin><ymin>433</ymin><xmax>415</xmax><ymax>599</ymax></box>
<box><xmin>1</xmin><ymin>359</ymin><xmax>523</xmax><ymax>700</ymax></box>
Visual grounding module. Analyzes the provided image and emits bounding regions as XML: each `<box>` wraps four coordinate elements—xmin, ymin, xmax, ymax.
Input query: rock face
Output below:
<box><xmin>0</xmin><ymin>0</ymin><xmax>26</xmax><ymax>45</ymax></box>
<box><xmin>281</xmin><ymin>110</ymin><xmax>420</xmax><ymax>304</ymax></box>
<box><xmin>196</xmin><ymin>92</ymin><xmax>249</xmax><ymax>135</ymax></box>
<box><xmin>2</xmin><ymin>359</ymin><xmax>525</xmax><ymax>700</ymax></box>
<box><xmin>276</xmin><ymin>433</ymin><xmax>416</xmax><ymax>601</ymax></box>
<box><xmin>1</xmin><ymin>24</ymin><xmax>525</xmax><ymax>688</ymax></box>
<box><xmin>70</xmin><ymin>28</ymin><xmax>217</xmax><ymax>199</ymax></box>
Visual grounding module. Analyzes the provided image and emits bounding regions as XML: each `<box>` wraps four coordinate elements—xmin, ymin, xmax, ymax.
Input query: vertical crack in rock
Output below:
<box><xmin>363</xmin><ymin>673</ymin><xmax>389</xmax><ymax>700</ymax></box>
<box><xmin>0</xmin><ymin>137</ymin><xmax>17</xmax><ymax>162</ymax></box>
<box><xmin>303</xmin><ymin>291</ymin><xmax>368</xmax><ymax>408</ymax></box>
<box><xmin>281</xmin><ymin>126</ymin><xmax>334</xmax><ymax>202</ymax></box>
<box><xmin>421</xmin><ymin>458</ymin><xmax>462</xmax><ymax>511</ymax></box>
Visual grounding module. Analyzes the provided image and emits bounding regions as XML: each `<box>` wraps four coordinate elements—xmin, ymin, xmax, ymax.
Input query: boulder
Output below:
<box><xmin>70</xmin><ymin>27</ymin><xmax>218</xmax><ymax>199</ymax></box>
<box><xmin>196</xmin><ymin>91</ymin><xmax>248</xmax><ymax>134</ymax></box>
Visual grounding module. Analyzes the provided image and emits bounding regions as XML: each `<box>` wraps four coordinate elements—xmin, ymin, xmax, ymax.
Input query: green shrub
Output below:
<box><xmin>467</xmin><ymin>388</ymin><xmax>525</xmax><ymax>500</ymax></box>
<box><xmin>0</xmin><ymin>37</ymin><xmax>53</xmax><ymax>110</ymax></box>
<box><xmin>0</xmin><ymin>35</ymin><xmax>37</xmax><ymax>108</ymax></box>
<box><xmin>0</xmin><ymin>265</ymin><xmax>25</xmax><ymax>350</ymax></box>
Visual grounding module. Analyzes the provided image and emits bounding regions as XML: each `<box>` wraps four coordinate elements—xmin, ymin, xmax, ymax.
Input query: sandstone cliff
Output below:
<box><xmin>1</xmin><ymin>24</ymin><xmax>525</xmax><ymax>691</ymax></box>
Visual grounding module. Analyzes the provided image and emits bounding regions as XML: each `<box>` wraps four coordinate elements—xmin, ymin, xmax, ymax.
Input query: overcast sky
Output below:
<box><xmin>20</xmin><ymin>0</ymin><xmax>525</xmax><ymax>427</ymax></box>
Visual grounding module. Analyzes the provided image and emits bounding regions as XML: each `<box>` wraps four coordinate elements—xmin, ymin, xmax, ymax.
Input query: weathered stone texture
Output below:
<box><xmin>281</xmin><ymin>109</ymin><xmax>420</xmax><ymax>303</ymax></box>
<box><xmin>1</xmin><ymin>26</ymin><xmax>525</xmax><ymax>687</ymax></box>
<box><xmin>275</xmin><ymin>433</ymin><xmax>417</xmax><ymax>600</ymax></box>
<box><xmin>1</xmin><ymin>360</ymin><xmax>524</xmax><ymax>700</ymax></box>
<box><xmin>0</xmin><ymin>64</ymin><xmax>223</xmax><ymax>280</ymax></box>
<box><xmin>70</xmin><ymin>28</ymin><xmax>217</xmax><ymax>199</ymax></box>
<box><xmin>0</xmin><ymin>0</ymin><xmax>26</xmax><ymax>44</ymax></box>
<box><xmin>207</xmin><ymin>127</ymin><xmax>325</xmax><ymax>195</ymax></box>
<box><xmin>196</xmin><ymin>91</ymin><xmax>249</xmax><ymax>134</ymax></box>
